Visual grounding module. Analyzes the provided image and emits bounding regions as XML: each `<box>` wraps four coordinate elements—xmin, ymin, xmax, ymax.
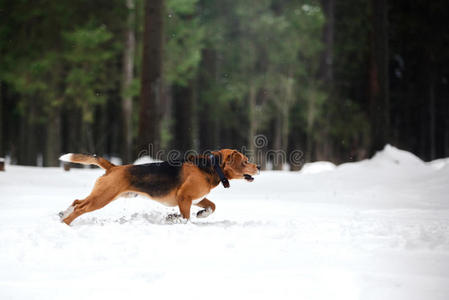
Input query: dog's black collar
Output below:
<box><xmin>208</xmin><ymin>154</ymin><xmax>230</xmax><ymax>188</ymax></box>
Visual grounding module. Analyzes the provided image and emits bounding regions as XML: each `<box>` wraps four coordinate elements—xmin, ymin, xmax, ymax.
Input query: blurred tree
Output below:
<box><xmin>121</xmin><ymin>0</ymin><xmax>136</xmax><ymax>163</ymax></box>
<box><xmin>194</xmin><ymin>0</ymin><xmax>324</xmax><ymax>170</ymax></box>
<box><xmin>138</xmin><ymin>0</ymin><xmax>165</xmax><ymax>155</ymax></box>
<box><xmin>1</xmin><ymin>0</ymin><xmax>448</xmax><ymax>168</ymax></box>
<box><xmin>63</xmin><ymin>24</ymin><xmax>116</xmax><ymax>153</ymax></box>
<box><xmin>165</xmin><ymin>0</ymin><xmax>204</xmax><ymax>154</ymax></box>
<box><xmin>0</xmin><ymin>0</ymin><xmax>126</xmax><ymax>165</ymax></box>
<box><xmin>0</xmin><ymin>82</ymin><xmax>2</xmax><ymax>157</ymax></box>
<box><xmin>369</xmin><ymin>0</ymin><xmax>389</xmax><ymax>153</ymax></box>
<box><xmin>331</xmin><ymin>0</ymin><xmax>371</xmax><ymax>161</ymax></box>
<box><xmin>315</xmin><ymin>0</ymin><xmax>334</xmax><ymax>161</ymax></box>
<box><xmin>0</xmin><ymin>1</ymin><xmax>68</xmax><ymax>165</ymax></box>
<box><xmin>389</xmin><ymin>0</ymin><xmax>449</xmax><ymax>160</ymax></box>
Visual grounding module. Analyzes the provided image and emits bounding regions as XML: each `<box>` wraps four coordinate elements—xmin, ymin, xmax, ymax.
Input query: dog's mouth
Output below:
<box><xmin>243</xmin><ymin>174</ymin><xmax>254</xmax><ymax>182</ymax></box>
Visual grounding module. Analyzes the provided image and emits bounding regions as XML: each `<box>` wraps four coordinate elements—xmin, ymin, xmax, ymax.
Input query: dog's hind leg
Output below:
<box><xmin>58</xmin><ymin>199</ymin><xmax>82</xmax><ymax>220</ymax></box>
<box><xmin>60</xmin><ymin>172</ymin><xmax>126</xmax><ymax>225</ymax></box>
<box><xmin>61</xmin><ymin>192</ymin><xmax>118</xmax><ymax>225</ymax></box>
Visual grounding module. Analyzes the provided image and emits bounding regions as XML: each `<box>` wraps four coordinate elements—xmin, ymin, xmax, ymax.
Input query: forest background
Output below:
<box><xmin>1</xmin><ymin>0</ymin><xmax>448</xmax><ymax>169</ymax></box>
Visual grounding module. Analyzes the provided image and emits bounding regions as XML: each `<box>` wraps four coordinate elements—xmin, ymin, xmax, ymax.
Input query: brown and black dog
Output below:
<box><xmin>58</xmin><ymin>149</ymin><xmax>259</xmax><ymax>225</ymax></box>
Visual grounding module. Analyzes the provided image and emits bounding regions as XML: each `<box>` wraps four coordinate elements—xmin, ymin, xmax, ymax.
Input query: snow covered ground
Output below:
<box><xmin>1</xmin><ymin>145</ymin><xmax>449</xmax><ymax>300</ymax></box>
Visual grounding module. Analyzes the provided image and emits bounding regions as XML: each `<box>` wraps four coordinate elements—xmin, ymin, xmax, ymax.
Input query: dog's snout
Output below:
<box><xmin>257</xmin><ymin>165</ymin><xmax>261</xmax><ymax>170</ymax></box>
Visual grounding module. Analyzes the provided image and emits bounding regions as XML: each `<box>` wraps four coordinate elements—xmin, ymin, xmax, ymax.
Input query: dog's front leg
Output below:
<box><xmin>195</xmin><ymin>198</ymin><xmax>215</xmax><ymax>218</ymax></box>
<box><xmin>177</xmin><ymin>196</ymin><xmax>192</xmax><ymax>220</ymax></box>
<box><xmin>166</xmin><ymin>195</ymin><xmax>192</xmax><ymax>224</ymax></box>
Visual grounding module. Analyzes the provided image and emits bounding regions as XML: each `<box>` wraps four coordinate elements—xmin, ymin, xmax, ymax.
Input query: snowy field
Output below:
<box><xmin>1</xmin><ymin>145</ymin><xmax>449</xmax><ymax>300</ymax></box>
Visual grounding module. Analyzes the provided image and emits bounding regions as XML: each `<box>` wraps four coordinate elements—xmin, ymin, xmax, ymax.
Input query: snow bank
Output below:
<box><xmin>300</xmin><ymin>161</ymin><xmax>336</xmax><ymax>174</ymax></box>
<box><xmin>371</xmin><ymin>144</ymin><xmax>426</xmax><ymax>166</ymax></box>
<box><xmin>1</xmin><ymin>145</ymin><xmax>449</xmax><ymax>300</ymax></box>
<box><xmin>428</xmin><ymin>157</ymin><xmax>449</xmax><ymax>170</ymax></box>
<box><xmin>133</xmin><ymin>155</ymin><xmax>162</xmax><ymax>165</ymax></box>
<box><xmin>333</xmin><ymin>144</ymin><xmax>436</xmax><ymax>184</ymax></box>
<box><xmin>301</xmin><ymin>144</ymin><xmax>428</xmax><ymax>175</ymax></box>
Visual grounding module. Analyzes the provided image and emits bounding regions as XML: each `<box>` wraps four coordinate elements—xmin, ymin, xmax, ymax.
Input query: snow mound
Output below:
<box><xmin>370</xmin><ymin>144</ymin><xmax>425</xmax><ymax>167</ymax></box>
<box><xmin>133</xmin><ymin>155</ymin><xmax>162</xmax><ymax>165</ymax></box>
<box><xmin>109</xmin><ymin>156</ymin><xmax>123</xmax><ymax>165</ymax></box>
<box><xmin>300</xmin><ymin>161</ymin><xmax>336</xmax><ymax>174</ymax></box>
<box><xmin>428</xmin><ymin>158</ymin><xmax>449</xmax><ymax>170</ymax></box>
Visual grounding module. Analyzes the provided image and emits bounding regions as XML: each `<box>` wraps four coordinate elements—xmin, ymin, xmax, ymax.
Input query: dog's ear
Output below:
<box><xmin>225</xmin><ymin>150</ymin><xmax>240</xmax><ymax>163</ymax></box>
<box><xmin>218</xmin><ymin>149</ymin><xmax>231</xmax><ymax>162</ymax></box>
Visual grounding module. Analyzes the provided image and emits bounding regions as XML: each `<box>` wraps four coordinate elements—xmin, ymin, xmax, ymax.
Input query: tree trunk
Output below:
<box><xmin>173</xmin><ymin>82</ymin><xmax>194</xmax><ymax>154</ymax></box>
<box><xmin>306</xmin><ymin>89</ymin><xmax>317</xmax><ymax>162</ymax></box>
<box><xmin>18</xmin><ymin>113</ymin><xmax>27</xmax><ymax>164</ymax></box>
<box><xmin>44</xmin><ymin>107</ymin><xmax>61</xmax><ymax>166</ymax></box>
<box><xmin>426</xmin><ymin>50</ymin><xmax>436</xmax><ymax>161</ymax></box>
<box><xmin>138</xmin><ymin>0</ymin><xmax>164</xmax><ymax>155</ymax></box>
<box><xmin>445</xmin><ymin>106</ymin><xmax>449</xmax><ymax>158</ymax></box>
<box><xmin>369</xmin><ymin>0</ymin><xmax>389</xmax><ymax>153</ymax></box>
<box><xmin>18</xmin><ymin>101</ymin><xmax>38</xmax><ymax>165</ymax></box>
<box><xmin>320</xmin><ymin>0</ymin><xmax>335</xmax><ymax>85</ymax></box>
<box><xmin>272</xmin><ymin>116</ymin><xmax>283</xmax><ymax>170</ymax></box>
<box><xmin>0</xmin><ymin>81</ymin><xmax>3</xmax><ymax>157</ymax></box>
<box><xmin>96</xmin><ymin>104</ymin><xmax>108</xmax><ymax>155</ymax></box>
<box><xmin>281</xmin><ymin>77</ymin><xmax>293</xmax><ymax>160</ymax></box>
<box><xmin>80</xmin><ymin>104</ymin><xmax>95</xmax><ymax>154</ymax></box>
<box><xmin>316</xmin><ymin>0</ymin><xmax>335</xmax><ymax>162</ymax></box>
<box><xmin>429</xmin><ymin>74</ymin><xmax>436</xmax><ymax>160</ymax></box>
<box><xmin>247</xmin><ymin>83</ymin><xmax>257</xmax><ymax>160</ymax></box>
<box><xmin>198</xmin><ymin>48</ymin><xmax>219</xmax><ymax>152</ymax></box>
<box><xmin>67</xmin><ymin>108</ymin><xmax>81</xmax><ymax>154</ymax></box>
<box><xmin>122</xmin><ymin>0</ymin><xmax>136</xmax><ymax>163</ymax></box>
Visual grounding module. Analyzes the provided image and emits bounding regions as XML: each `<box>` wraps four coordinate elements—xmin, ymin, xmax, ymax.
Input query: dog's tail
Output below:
<box><xmin>59</xmin><ymin>153</ymin><xmax>115</xmax><ymax>171</ymax></box>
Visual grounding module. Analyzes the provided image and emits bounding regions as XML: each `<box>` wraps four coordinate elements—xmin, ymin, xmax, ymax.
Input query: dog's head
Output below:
<box><xmin>215</xmin><ymin>149</ymin><xmax>260</xmax><ymax>182</ymax></box>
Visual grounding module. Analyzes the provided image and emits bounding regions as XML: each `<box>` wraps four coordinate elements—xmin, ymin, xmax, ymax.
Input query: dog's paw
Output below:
<box><xmin>165</xmin><ymin>214</ymin><xmax>188</xmax><ymax>224</ymax></box>
<box><xmin>58</xmin><ymin>205</ymin><xmax>74</xmax><ymax>222</ymax></box>
<box><xmin>196</xmin><ymin>207</ymin><xmax>213</xmax><ymax>218</ymax></box>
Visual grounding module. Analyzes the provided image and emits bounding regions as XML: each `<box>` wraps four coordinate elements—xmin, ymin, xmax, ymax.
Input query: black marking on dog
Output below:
<box><xmin>127</xmin><ymin>162</ymin><xmax>182</xmax><ymax>197</ymax></box>
<box><xmin>128</xmin><ymin>155</ymin><xmax>224</xmax><ymax>197</ymax></box>
<box><xmin>185</xmin><ymin>155</ymin><xmax>216</xmax><ymax>175</ymax></box>
<box><xmin>186</xmin><ymin>154</ymin><xmax>222</xmax><ymax>186</ymax></box>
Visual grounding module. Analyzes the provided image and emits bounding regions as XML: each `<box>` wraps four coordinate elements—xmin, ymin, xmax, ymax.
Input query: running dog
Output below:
<box><xmin>58</xmin><ymin>149</ymin><xmax>259</xmax><ymax>225</ymax></box>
